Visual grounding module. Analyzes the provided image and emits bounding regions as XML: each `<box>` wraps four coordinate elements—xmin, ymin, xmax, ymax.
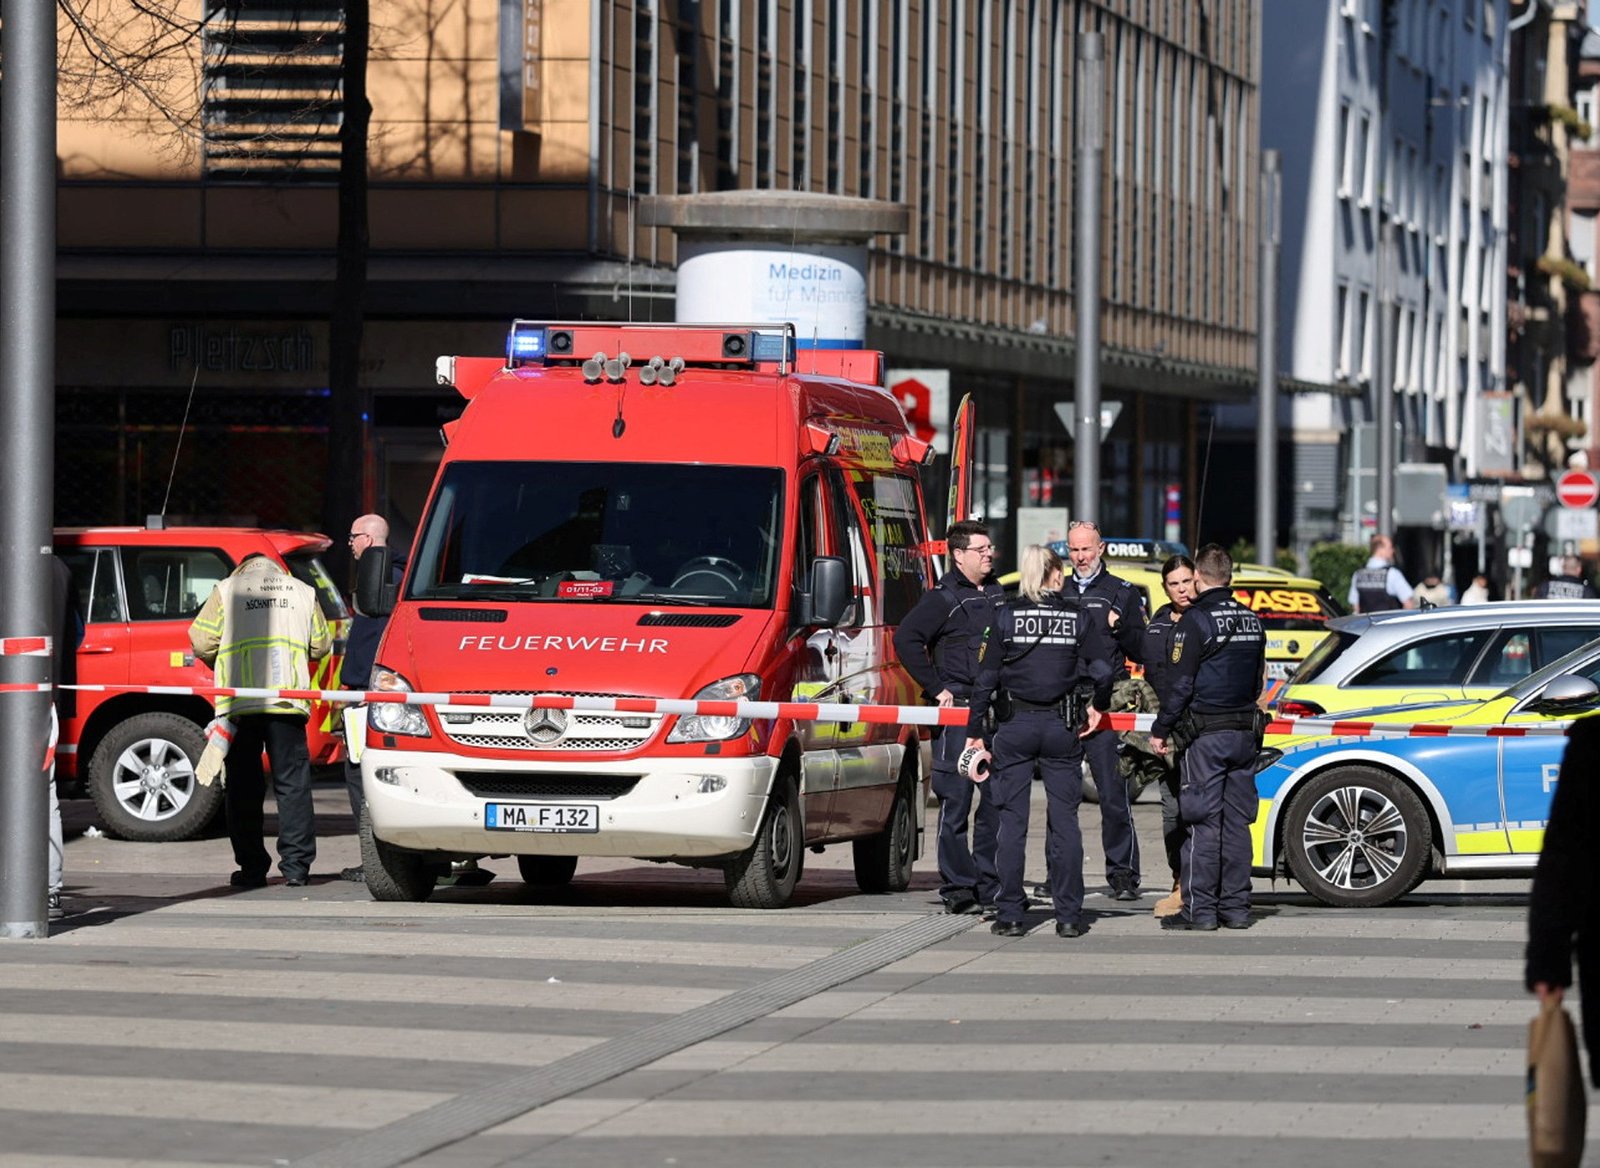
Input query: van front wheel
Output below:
<box><xmin>853</xmin><ymin>766</ymin><xmax>916</xmax><ymax>894</ymax></box>
<box><xmin>360</xmin><ymin>806</ymin><xmax>438</xmax><ymax>902</ymax></box>
<box><xmin>725</xmin><ymin>774</ymin><xmax>803</xmax><ymax>909</ymax></box>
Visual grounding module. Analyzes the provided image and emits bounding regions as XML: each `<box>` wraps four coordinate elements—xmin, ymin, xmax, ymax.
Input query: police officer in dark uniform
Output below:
<box><xmin>894</xmin><ymin>519</ymin><xmax>1003</xmax><ymax>914</ymax></box>
<box><xmin>967</xmin><ymin>546</ymin><xmax>1114</xmax><ymax>938</ymax></box>
<box><xmin>1139</xmin><ymin>554</ymin><xmax>1196</xmax><ymax>919</ymax></box>
<box><xmin>1533</xmin><ymin>556</ymin><xmax>1599</xmax><ymax>599</ymax></box>
<box><xmin>1062</xmin><ymin>520</ymin><xmax>1147</xmax><ymax>900</ymax></box>
<box><xmin>1347</xmin><ymin>532</ymin><xmax>1415</xmax><ymax>613</ymax></box>
<box><xmin>1149</xmin><ymin>544</ymin><xmax>1266</xmax><ymax>931</ymax></box>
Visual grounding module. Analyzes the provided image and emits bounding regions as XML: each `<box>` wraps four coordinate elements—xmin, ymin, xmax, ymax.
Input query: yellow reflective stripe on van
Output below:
<box><xmin>1453</xmin><ymin>829</ymin><xmax>1509</xmax><ymax>856</ymax></box>
<box><xmin>1251</xmin><ymin>800</ymin><xmax>1272</xmax><ymax>866</ymax></box>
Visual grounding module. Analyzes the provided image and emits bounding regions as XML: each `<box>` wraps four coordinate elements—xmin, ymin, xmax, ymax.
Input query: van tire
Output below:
<box><xmin>725</xmin><ymin>773</ymin><xmax>803</xmax><ymax>909</ymax></box>
<box><xmin>360</xmin><ymin>805</ymin><xmax>438</xmax><ymax>902</ymax></box>
<box><xmin>853</xmin><ymin>763</ymin><xmax>916</xmax><ymax>894</ymax></box>
<box><xmin>87</xmin><ymin>712</ymin><xmax>221</xmax><ymax>842</ymax></box>
<box><xmin>517</xmin><ymin>854</ymin><xmax>578</xmax><ymax>886</ymax></box>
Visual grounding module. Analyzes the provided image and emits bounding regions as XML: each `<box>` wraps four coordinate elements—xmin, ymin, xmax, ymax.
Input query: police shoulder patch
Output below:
<box><xmin>1170</xmin><ymin>632</ymin><xmax>1186</xmax><ymax>663</ymax></box>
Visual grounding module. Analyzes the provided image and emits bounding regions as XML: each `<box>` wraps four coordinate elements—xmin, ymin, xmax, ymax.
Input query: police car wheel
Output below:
<box><xmin>853</xmin><ymin>764</ymin><xmax>917</xmax><ymax>894</ymax></box>
<box><xmin>86</xmin><ymin>712</ymin><xmax>222</xmax><ymax>842</ymax></box>
<box><xmin>1282</xmin><ymin>767</ymin><xmax>1431</xmax><ymax>908</ymax></box>
<box><xmin>360</xmin><ymin>805</ymin><xmax>438</xmax><ymax>902</ymax></box>
<box><xmin>517</xmin><ymin>854</ymin><xmax>578</xmax><ymax>886</ymax></box>
<box><xmin>725</xmin><ymin>773</ymin><xmax>803</xmax><ymax>909</ymax></box>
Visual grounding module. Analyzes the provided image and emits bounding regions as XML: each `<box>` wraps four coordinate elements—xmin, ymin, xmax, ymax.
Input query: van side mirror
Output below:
<box><xmin>795</xmin><ymin>556</ymin><xmax>848</xmax><ymax>628</ymax></box>
<box><xmin>1531</xmin><ymin>674</ymin><xmax>1600</xmax><ymax>714</ymax></box>
<box><xmin>355</xmin><ymin>546</ymin><xmax>398</xmax><ymax>617</ymax></box>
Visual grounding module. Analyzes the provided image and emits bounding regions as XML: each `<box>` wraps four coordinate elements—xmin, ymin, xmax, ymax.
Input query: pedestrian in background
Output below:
<box><xmin>894</xmin><ymin>519</ymin><xmax>1003</xmax><ymax>915</ymax></box>
<box><xmin>1461</xmin><ymin>573</ymin><xmax>1492</xmax><ymax>604</ymax></box>
<box><xmin>1150</xmin><ymin>544</ymin><xmax>1267</xmax><ymax>932</ymax></box>
<box><xmin>1348</xmin><ymin>533</ymin><xmax>1415</xmax><ymax>613</ymax></box>
<box><xmin>1063</xmin><ymin>519</ymin><xmax>1147</xmax><ymax>901</ymax></box>
<box><xmin>967</xmin><ymin>545</ymin><xmax>1113</xmax><ymax>939</ymax></box>
<box><xmin>1534</xmin><ymin>556</ymin><xmax>1598</xmax><ymax>600</ymax></box>
<box><xmin>190</xmin><ymin>552</ymin><xmax>332</xmax><ymax>888</ymax></box>
<box><xmin>1413</xmin><ymin>571</ymin><xmax>1455</xmax><ymax>608</ymax></box>
<box><xmin>339</xmin><ymin>513</ymin><xmax>400</xmax><ymax>883</ymax></box>
<box><xmin>1527</xmin><ymin>716</ymin><xmax>1600</xmax><ymax>1093</ymax></box>
<box><xmin>1139</xmin><ymin>554</ymin><xmax>1196</xmax><ymax>919</ymax></box>
<box><xmin>47</xmin><ymin>554</ymin><xmax>84</xmax><ymax>922</ymax></box>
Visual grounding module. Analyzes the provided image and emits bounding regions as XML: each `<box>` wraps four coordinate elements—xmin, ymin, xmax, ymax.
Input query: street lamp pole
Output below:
<box><xmin>1376</xmin><ymin>0</ymin><xmax>1397</xmax><ymax>539</ymax></box>
<box><xmin>1256</xmin><ymin>151</ymin><xmax>1282</xmax><ymax>565</ymax></box>
<box><xmin>0</xmin><ymin>0</ymin><xmax>59</xmax><ymax>939</ymax></box>
<box><xmin>1074</xmin><ymin>32</ymin><xmax>1104</xmax><ymax>523</ymax></box>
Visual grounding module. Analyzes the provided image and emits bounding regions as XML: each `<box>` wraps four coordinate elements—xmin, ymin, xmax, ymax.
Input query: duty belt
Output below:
<box><xmin>1010</xmin><ymin>695</ymin><xmax>1067</xmax><ymax>711</ymax></box>
<box><xmin>1190</xmin><ymin>708</ymin><xmax>1260</xmax><ymax>734</ymax></box>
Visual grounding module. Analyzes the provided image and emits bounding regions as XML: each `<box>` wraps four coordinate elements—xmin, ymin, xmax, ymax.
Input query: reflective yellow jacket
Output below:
<box><xmin>188</xmin><ymin>555</ymin><xmax>332</xmax><ymax>718</ymax></box>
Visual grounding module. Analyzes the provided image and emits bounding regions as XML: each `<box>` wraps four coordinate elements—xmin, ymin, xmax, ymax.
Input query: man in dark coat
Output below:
<box><xmin>1527</xmin><ymin>715</ymin><xmax>1600</xmax><ymax>1086</ymax></box>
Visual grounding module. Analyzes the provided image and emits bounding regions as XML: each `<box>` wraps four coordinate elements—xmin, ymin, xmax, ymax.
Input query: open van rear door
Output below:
<box><xmin>945</xmin><ymin>392</ymin><xmax>976</xmax><ymax>533</ymax></box>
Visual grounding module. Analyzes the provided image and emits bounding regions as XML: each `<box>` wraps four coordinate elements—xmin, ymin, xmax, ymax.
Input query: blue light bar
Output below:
<box><xmin>507</xmin><ymin>324</ymin><xmax>547</xmax><ymax>363</ymax></box>
<box><xmin>750</xmin><ymin>331</ymin><xmax>795</xmax><ymax>364</ymax></box>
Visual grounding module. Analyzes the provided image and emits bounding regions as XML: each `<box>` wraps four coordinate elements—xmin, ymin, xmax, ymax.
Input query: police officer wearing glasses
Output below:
<box><xmin>895</xmin><ymin>520</ymin><xmax>1003</xmax><ymax>914</ymax></box>
<box><xmin>1149</xmin><ymin>544</ymin><xmax>1267</xmax><ymax>931</ymax></box>
<box><xmin>966</xmin><ymin>545</ymin><xmax>1113</xmax><ymax>938</ymax></box>
<box><xmin>1062</xmin><ymin>519</ymin><xmax>1148</xmax><ymax>901</ymax></box>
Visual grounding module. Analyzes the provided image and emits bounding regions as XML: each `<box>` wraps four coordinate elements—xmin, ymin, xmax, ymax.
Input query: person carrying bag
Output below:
<box><xmin>1526</xmin><ymin>716</ymin><xmax>1600</xmax><ymax>1166</ymax></box>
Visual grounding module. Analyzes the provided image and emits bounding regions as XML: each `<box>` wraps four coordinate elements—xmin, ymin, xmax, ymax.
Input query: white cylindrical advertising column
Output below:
<box><xmin>674</xmin><ymin>241</ymin><xmax>868</xmax><ymax>350</ymax></box>
<box><xmin>638</xmin><ymin>192</ymin><xmax>908</xmax><ymax>350</ymax></box>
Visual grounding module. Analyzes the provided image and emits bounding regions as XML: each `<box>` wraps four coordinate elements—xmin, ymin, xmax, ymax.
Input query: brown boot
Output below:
<box><xmin>1152</xmin><ymin>882</ymin><xmax>1183</xmax><ymax>918</ymax></box>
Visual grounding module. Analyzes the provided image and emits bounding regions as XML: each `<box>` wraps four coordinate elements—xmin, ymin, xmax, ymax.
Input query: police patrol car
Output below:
<box><xmin>1254</xmin><ymin>636</ymin><xmax>1600</xmax><ymax>907</ymax></box>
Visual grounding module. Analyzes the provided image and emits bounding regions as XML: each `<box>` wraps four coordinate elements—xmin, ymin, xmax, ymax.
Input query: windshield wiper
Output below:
<box><xmin>628</xmin><ymin>592</ymin><xmax>726</xmax><ymax>607</ymax></box>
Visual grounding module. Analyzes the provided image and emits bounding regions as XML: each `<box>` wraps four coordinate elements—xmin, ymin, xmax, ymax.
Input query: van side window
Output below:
<box><xmin>120</xmin><ymin>548</ymin><xmax>231</xmax><ymax>621</ymax></box>
<box><xmin>794</xmin><ymin>474</ymin><xmax>824</xmax><ymax>595</ymax></box>
<box><xmin>848</xmin><ymin>471</ymin><xmax>929</xmax><ymax>626</ymax></box>
<box><xmin>824</xmin><ymin>468</ymin><xmax>866</xmax><ymax>628</ymax></box>
<box><xmin>59</xmin><ymin>549</ymin><xmax>123</xmax><ymax>624</ymax></box>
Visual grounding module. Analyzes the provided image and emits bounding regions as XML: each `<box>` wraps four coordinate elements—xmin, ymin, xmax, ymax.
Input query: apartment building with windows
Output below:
<box><xmin>58</xmin><ymin>0</ymin><xmax>1259</xmax><ymax>558</ymax></box>
<box><xmin>1262</xmin><ymin>0</ymin><xmax>1507</xmax><ymax>562</ymax></box>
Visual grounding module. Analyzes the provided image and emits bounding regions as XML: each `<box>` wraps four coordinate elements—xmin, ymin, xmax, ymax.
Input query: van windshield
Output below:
<box><xmin>409</xmin><ymin>461</ymin><xmax>785</xmax><ymax>607</ymax></box>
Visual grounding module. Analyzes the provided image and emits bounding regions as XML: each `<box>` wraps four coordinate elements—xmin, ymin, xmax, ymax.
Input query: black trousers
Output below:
<box><xmin>930</xmin><ymin>721</ymin><xmax>999</xmax><ymax>905</ymax></box>
<box><xmin>226</xmin><ymin>714</ymin><xmax>316</xmax><ymax>881</ymax></box>
<box><xmin>1083</xmin><ymin>726</ymin><xmax>1139</xmax><ymax>885</ymax></box>
<box><xmin>988</xmin><ymin>709</ymin><xmax>1086</xmax><ymax>925</ymax></box>
<box><xmin>1177</xmin><ymin>728</ymin><xmax>1258</xmax><ymax>926</ymax></box>
<box><xmin>1159</xmin><ymin>768</ymin><xmax>1187</xmax><ymax>882</ymax></box>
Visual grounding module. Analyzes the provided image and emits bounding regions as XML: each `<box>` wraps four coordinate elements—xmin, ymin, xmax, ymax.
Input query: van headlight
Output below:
<box><xmin>367</xmin><ymin>666</ymin><xmax>432</xmax><ymax>738</ymax></box>
<box><xmin>668</xmin><ymin>674</ymin><xmax>761</xmax><ymax>742</ymax></box>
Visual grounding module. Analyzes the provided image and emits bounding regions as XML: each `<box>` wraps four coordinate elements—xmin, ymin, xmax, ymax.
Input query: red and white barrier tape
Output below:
<box><xmin>0</xmin><ymin>681</ymin><xmax>1578</xmax><ymax>738</ymax></box>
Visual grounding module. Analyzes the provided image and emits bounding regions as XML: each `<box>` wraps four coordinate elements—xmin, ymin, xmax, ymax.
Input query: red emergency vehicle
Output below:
<box><xmin>355</xmin><ymin>321</ymin><xmax>942</xmax><ymax>907</ymax></box>
<box><xmin>54</xmin><ymin>525</ymin><xmax>350</xmax><ymax>841</ymax></box>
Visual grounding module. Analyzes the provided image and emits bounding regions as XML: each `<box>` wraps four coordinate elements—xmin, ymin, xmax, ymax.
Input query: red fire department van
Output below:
<box><xmin>54</xmin><ymin>525</ymin><xmax>350</xmax><ymax>841</ymax></box>
<box><xmin>354</xmin><ymin>321</ymin><xmax>943</xmax><ymax>908</ymax></box>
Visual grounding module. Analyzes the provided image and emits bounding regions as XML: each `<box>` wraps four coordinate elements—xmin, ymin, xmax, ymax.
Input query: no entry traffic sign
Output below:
<box><xmin>1557</xmin><ymin>469</ymin><xmax>1600</xmax><ymax>509</ymax></box>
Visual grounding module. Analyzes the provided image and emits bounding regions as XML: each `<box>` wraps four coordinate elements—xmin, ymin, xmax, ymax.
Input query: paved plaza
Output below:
<box><xmin>0</xmin><ymin>783</ymin><xmax>1565</xmax><ymax>1167</ymax></box>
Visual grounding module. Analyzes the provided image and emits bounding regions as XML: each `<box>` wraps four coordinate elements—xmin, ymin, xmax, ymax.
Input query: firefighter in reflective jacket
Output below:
<box><xmin>966</xmin><ymin>545</ymin><xmax>1113</xmax><ymax>939</ymax></box>
<box><xmin>1347</xmin><ymin>533</ymin><xmax>1415</xmax><ymax>613</ymax></box>
<box><xmin>1149</xmin><ymin>544</ymin><xmax>1266</xmax><ymax>931</ymax></box>
<box><xmin>190</xmin><ymin>553</ymin><xmax>332</xmax><ymax>887</ymax></box>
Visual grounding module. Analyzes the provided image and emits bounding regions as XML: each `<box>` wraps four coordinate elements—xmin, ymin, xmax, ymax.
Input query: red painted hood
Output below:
<box><xmin>379</xmin><ymin>603</ymin><xmax>778</xmax><ymax>699</ymax></box>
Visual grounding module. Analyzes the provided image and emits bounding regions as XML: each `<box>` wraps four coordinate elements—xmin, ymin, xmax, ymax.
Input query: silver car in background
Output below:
<box><xmin>1277</xmin><ymin>600</ymin><xmax>1600</xmax><ymax>717</ymax></box>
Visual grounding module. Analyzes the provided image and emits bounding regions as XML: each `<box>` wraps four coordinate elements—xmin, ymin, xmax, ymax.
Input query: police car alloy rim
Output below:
<box><xmin>1298</xmin><ymin>783</ymin><xmax>1406</xmax><ymax>892</ymax></box>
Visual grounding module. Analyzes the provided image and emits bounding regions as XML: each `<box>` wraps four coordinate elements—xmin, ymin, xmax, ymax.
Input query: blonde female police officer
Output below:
<box><xmin>966</xmin><ymin>546</ymin><xmax>1114</xmax><ymax>938</ymax></box>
